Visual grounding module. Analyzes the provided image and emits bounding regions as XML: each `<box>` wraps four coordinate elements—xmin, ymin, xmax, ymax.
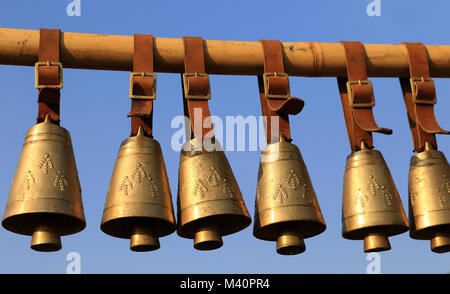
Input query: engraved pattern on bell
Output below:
<box><xmin>2</xmin><ymin>118</ymin><xmax>86</xmax><ymax>252</ymax></box>
<box><xmin>100</xmin><ymin>128</ymin><xmax>176</xmax><ymax>251</ymax></box>
<box><xmin>341</xmin><ymin>147</ymin><xmax>409</xmax><ymax>252</ymax></box>
<box><xmin>253</xmin><ymin>141</ymin><xmax>326</xmax><ymax>252</ymax></box>
<box><xmin>408</xmin><ymin>148</ymin><xmax>450</xmax><ymax>253</ymax></box>
<box><xmin>176</xmin><ymin>138</ymin><xmax>251</xmax><ymax>245</ymax></box>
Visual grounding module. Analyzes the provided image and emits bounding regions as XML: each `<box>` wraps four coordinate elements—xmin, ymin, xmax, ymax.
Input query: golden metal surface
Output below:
<box><xmin>177</xmin><ymin>138</ymin><xmax>251</xmax><ymax>250</ymax></box>
<box><xmin>253</xmin><ymin>141</ymin><xmax>326</xmax><ymax>255</ymax></box>
<box><xmin>430</xmin><ymin>233</ymin><xmax>450</xmax><ymax>253</ymax></box>
<box><xmin>129</xmin><ymin>225</ymin><xmax>160</xmax><ymax>252</ymax></box>
<box><xmin>193</xmin><ymin>224</ymin><xmax>223</xmax><ymax>251</ymax></box>
<box><xmin>101</xmin><ymin>127</ymin><xmax>176</xmax><ymax>251</ymax></box>
<box><xmin>30</xmin><ymin>223</ymin><xmax>62</xmax><ymax>252</ymax></box>
<box><xmin>2</xmin><ymin>116</ymin><xmax>86</xmax><ymax>251</ymax></box>
<box><xmin>276</xmin><ymin>227</ymin><xmax>306</xmax><ymax>255</ymax></box>
<box><xmin>408</xmin><ymin>145</ymin><xmax>450</xmax><ymax>253</ymax></box>
<box><xmin>363</xmin><ymin>233</ymin><xmax>391</xmax><ymax>252</ymax></box>
<box><xmin>342</xmin><ymin>146</ymin><xmax>409</xmax><ymax>252</ymax></box>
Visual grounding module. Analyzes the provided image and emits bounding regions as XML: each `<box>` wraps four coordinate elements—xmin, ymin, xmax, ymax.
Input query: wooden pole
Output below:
<box><xmin>1</xmin><ymin>28</ymin><xmax>450</xmax><ymax>77</ymax></box>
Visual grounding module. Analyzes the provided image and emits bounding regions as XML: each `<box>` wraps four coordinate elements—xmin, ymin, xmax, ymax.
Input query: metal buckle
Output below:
<box><xmin>35</xmin><ymin>61</ymin><xmax>63</xmax><ymax>89</ymax></box>
<box><xmin>262</xmin><ymin>72</ymin><xmax>290</xmax><ymax>99</ymax></box>
<box><xmin>182</xmin><ymin>72</ymin><xmax>211</xmax><ymax>100</ymax></box>
<box><xmin>410</xmin><ymin>77</ymin><xmax>437</xmax><ymax>105</ymax></box>
<box><xmin>129</xmin><ymin>72</ymin><xmax>157</xmax><ymax>100</ymax></box>
<box><xmin>346</xmin><ymin>80</ymin><xmax>375</xmax><ymax>108</ymax></box>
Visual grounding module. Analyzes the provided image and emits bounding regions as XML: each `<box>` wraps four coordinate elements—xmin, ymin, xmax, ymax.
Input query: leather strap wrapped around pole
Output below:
<box><xmin>337</xmin><ymin>41</ymin><xmax>392</xmax><ymax>152</ymax></box>
<box><xmin>36</xmin><ymin>28</ymin><xmax>61</xmax><ymax>124</ymax></box>
<box><xmin>399</xmin><ymin>42</ymin><xmax>450</xmax><ymax>152</ymax></box>
<box><xmin>182</xmin><ymin>36</ymin><xmax>214</xmax><ymax>139</ymax></box>
<box><xmin>258</xmin><ymin>40</ymin><xmax>304</xmax><ymax>144</ymax></box>
<box><xmin>128</xmin><ymin>34</ymin><xmax>155</xmax><ymax>137</ymax></box>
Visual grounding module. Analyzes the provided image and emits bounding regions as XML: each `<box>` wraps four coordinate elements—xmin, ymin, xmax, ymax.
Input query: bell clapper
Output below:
<box><xmin>31</xmin><ymin>223</ymin><xmax>62</xmax><ymax>252</ymax></box>
<box><xmin>276</xmin><ymin>227</ymin><xmax>306</xmax><ymax>255</ymax></box>
<box><xmin>193</xmin><ymin>223</ymin><xmax>223</xmax><ymax>251</ymax></box>
<box><xmin>363</xmin><ymin>232</ymin><xmax>391</xmax><ymax>252</ymax></box>
<box><xmin>130</xmin><ymin>225</ymin><xmax>160</xmax><ymax>252</ymax></box>
<box><xmin>430</xmin><ymin>232</ymin><xmax>450</xmax><ymax>254</ymax></box>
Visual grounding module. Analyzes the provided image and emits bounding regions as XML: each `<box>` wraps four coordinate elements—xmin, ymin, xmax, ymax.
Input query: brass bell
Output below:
<box><xmin>408</xmin><ymin>142</ymin><xmax>450</xmax><ymax>253</ymax></box>
<box><xmin>2</xmin><ymin>115</ymin><xmax>86</xmax><ymax>251</ymax></box>
<box><xmin>342</xmin><ymin>142</ymin><xmax>409</xmax><ymax>252</ymax></box>
<box><xmin>177</xmin><ymin>138</ymin><xmax>251</xmax><ymax>250</ymax></box>
<box><xmin>101</xmin><ymin>127</ymin><xmax>176</xmax><ymax>251</ymax></box>
<box><xmin>253</xmin><ymin>140</ymin><xmax>326</xmax><ymax>255</ymax></box>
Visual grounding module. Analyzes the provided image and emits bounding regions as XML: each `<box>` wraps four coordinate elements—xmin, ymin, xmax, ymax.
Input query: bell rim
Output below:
<box><xmin>409</xmin><ymin>224</ymin><xmax>450</xmax><ymax>240</ymax></box>
<box><xmin>2</xmin><ymin>212</ymin><xmax>86</xmax><ymax>236</ymax></box>
<box><xmin>253</xmin><ymin>219</ymin><xmax>326</xmax><ymax>241</ymax></box>
<box><xmin>176</xmin><ymin>213</ymin><xmax>252</xmax><ymax>239</ymax></box>
<box><xmin>100</xmin><ymin>216</ymin><xmax>176</xmax><ymax>239</ymax></box>
<box><xmin>342</xmin><ymin>224</ymin><xmax>409</xmax><ymax>240</ymax></box>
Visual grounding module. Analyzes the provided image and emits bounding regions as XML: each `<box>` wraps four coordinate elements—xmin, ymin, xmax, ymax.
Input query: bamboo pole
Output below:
<box><xmin>1</xmin><ymin>28</ymin><xmax>450</xmax><ymax>77</ymax></box>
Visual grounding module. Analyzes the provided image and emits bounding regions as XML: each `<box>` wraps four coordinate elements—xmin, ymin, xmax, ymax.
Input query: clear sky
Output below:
<box><xmin>0</xmin><ymin>0</ymin><xmax>449</xmax><ymax>274</ymax></box>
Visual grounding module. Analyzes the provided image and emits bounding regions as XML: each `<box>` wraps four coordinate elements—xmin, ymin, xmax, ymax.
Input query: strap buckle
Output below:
<box><xmin>346</xmin><ymin>80</ymin><xmax>375</xmax><ymax>108</ymax></box>
<box><xmin>182</xmin><ymin>72</ymin><xmax>211</xmax><ymax>100</ymax></box>
<box><xmin>263</xmin><ymin>72</ymin><xmax>291</xmax><ymax>99</ymax></box>
<box><xmin>410</xmin><ymin>77</ymin><xmax>437</xmax><ymax>105</ymax></box>
<box><xmin>129</xmin><ymin>72</ymin><xmax>157</xmax><ymax>100</ymax></box>
<box><xmin>35</xmin><ymin>61</ymin><xmax>63</xmax><ymax>89</ymax></box>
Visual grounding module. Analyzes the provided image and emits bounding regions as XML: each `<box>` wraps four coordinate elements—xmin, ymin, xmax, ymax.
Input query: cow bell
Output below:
<box><xmin>408</xmin><ymin>143</ymin><xmax>450</xmax><ymax>253</ymax></box>
<box><xmin>101</xmin><ymin>127</ymin><xmax>176</xmax><ymax>251</ymax></box>
<box><xmin>342</xmin><ymin>142</ymin><xmax>409</xmax><ymax>252</ymax></box>
<box><xmin>2</xmin><ymin>115</ymin><xmax>86</xmax><ymax>251</ymax></box>
<box><xmin>253</xmin><ymin>140</ymin><xmax>326</xmax><ymax>255</ymax></box>
<box><xmin>177</xmin><ymin>138</ymin><xmax>251</xmax><ymax>250</ymax></box>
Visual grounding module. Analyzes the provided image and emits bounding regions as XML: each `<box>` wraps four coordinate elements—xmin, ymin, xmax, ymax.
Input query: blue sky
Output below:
<box><xmin>0</xmin><ymin>0</ymin><xmax>449</xmax><ymax>273</ymax></box>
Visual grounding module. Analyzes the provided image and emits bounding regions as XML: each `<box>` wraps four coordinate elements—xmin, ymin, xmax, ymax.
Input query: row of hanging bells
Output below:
<box><xmin>1</xmin><ymin>32</ymin><xmax>449</xmax><ymax>256</ymax></box>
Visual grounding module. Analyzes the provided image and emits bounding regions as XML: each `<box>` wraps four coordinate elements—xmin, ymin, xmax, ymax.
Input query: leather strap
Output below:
<box><xmin>338</xmin><ymin>41</ymin><xmax>392</xmax><ymax>152</ymax></box>
<box><xmin>258</xmin><ymin>40</ymin><xmax>304</xmax><ymax>144</ymax></box>
<box><xmin>182</xmin><ymin>37</ymin><xmax>214</xmax><ymax>139</ymax></box>
<box><xmin>400</xmin><ymin>42</ymin><xmax>449</xmax><ymax>152</ymax></box>
<box><xmin>37</xmin><ymin>28</ymin><xmax>61</xmax><ymax>124</ymax></box>
<box><xmin>128</xmin><ymin>34</ymin><xmax>155</xmax><ymax>137</ymax></box>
